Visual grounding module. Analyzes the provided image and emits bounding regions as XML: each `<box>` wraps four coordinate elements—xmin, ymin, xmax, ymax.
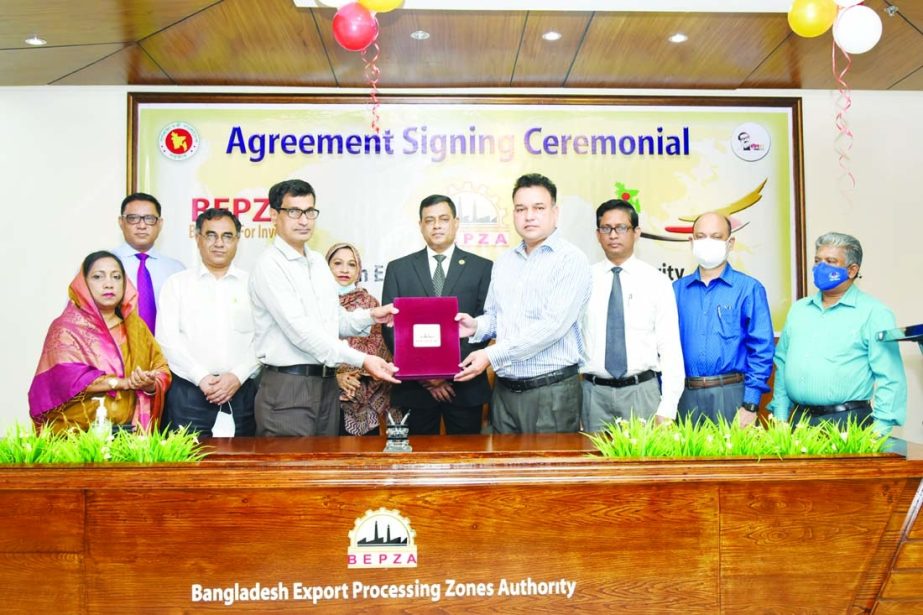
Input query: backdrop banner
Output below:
<box><xmin>132</xmin><ymin>94</ymin><xmax>804</xmax><ymax>330</ymax></box>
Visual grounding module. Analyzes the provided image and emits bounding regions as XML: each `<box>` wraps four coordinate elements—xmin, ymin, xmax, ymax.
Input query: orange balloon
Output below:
<box><xmin>788</xmin><ymin>0</ymin><xmax>838</xmax><ymax>38</ymax></box>
<box><xmin>360</xmin><ymin>0</ymin><xmax>403</xmax><ymax>13</ymax></box>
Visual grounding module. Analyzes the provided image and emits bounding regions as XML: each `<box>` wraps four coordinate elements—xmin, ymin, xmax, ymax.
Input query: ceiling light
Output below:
<box><xmin>24</xmin><ymin>35</ymin><xmax>47</xmax><ymax>46</ymax></box>
<box><xmin>542</xmin><ymin>31</ymin><xmax>562</xmax><ymax>42</ymax></box>
<box><xmin>410</xmin><ymin>30</ymin><xmax>430</xmax><ymax>40</ymax></box>
<box><xmin>668</xmin><ymin>32</ymin><xmax>688</xmax><ymax>43</ymax></box>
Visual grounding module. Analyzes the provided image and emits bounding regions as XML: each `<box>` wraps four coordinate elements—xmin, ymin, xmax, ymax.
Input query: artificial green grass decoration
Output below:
<box><xmin>587</xmin><ymin>415</ymin><xmax>891</xmax><ymax>459</ymax></box>
<box><xmin>0</xmin><ymin>423</ymin><xmax>208</xmax><ymax>464</ymax></box>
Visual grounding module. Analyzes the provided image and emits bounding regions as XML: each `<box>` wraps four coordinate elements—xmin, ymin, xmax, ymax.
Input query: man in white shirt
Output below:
<box><xmin>249</xmin><ymin>179</ymin><xmax>399</xmax><ymax>436</ymax></box>
<box><xmin>157</xmin><ymin>209</ymin><xmax>260</xmax><ymax>436</ymax></box>
<box><xmin>112</xmin><ymin>192</ymin><xmax>185</xmax><ymax>334</ymax></box>
<box><xmin>580</xmin><ymin>199</ymin><xmax>685</xmax><ymax>431</ymax></box>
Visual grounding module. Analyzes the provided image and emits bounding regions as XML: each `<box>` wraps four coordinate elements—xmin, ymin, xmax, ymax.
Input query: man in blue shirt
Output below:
<box><xmin>673</xmin><ymin>212</ymin><xmax>774</xmax><ymax>426</ymax></box>
<box><xmin>455</xmin><ymin>173</ymin><xmax>591</xmax><ymax>433</ymax></box>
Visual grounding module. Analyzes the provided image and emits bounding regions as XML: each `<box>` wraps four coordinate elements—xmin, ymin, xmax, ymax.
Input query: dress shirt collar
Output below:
<box><xmin>514</xmin><ymin>228</ymin><xmax>562</xmax><ymax>257</ymax></box>
<box><xmin>118</xmin><ymin>242</ymin><xmax>166</xmax><ymax>260</ymax></box>
<box><xmin>808</xmin><ymin>282</ymin><xmax>859</xmax><ymax>311</ymax></box>
<box><xmin>680</xmin><ymin>262</ymin><xmax>736</xmax><ymax>289</ymax></box>
<box><xmin>195</xmin><ymin>259</ymin><xmax>243</xmax><ymax>281</ymax></box>
<box><xmin>273</xmin><ymin>236</ymin><xmax>308</xmax><ymax>262</ymax></box>
<box><xmin>605</xmin><ymin>253</ymin><xmax>640</xmax><ymax>273</ymax></box>
<box><xmin>426</xmin><ymin>244</ymin><xmax>456</xmax><ymax>263</ymax></box>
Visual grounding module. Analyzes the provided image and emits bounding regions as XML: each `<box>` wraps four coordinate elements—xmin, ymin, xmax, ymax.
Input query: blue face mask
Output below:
<box><xmin>813</xmin><ymin>262</ymin><xmax>850</xmax><ymax>291</ymax></box>
<box><xmin>337</xmin><ymin>283</ymin><xmax>357</xmax><ymax>296</ymax></box>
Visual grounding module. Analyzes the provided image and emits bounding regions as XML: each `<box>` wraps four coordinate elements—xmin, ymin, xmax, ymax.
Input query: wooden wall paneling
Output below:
<box><xmin>892</xmin><ymin>65</ymin><xmax>923</xmax><ymax>90</ymax></box>
<box><xmin>0</xmin><ymin>0</ymin><xmax>218</xmax><ymax>48</ymax></box>
<box><xmin>894</xmin><ymin>540</ymin><xmax>923</xmax><ymax>568</ymax></box>
<box><xmin>0</xmin><ymin>490</ymin><xmax>85</xmax><ymax>613</ymax></box>
<box><xmin>853</xmin><ymin>477</ymin><xmax>923</xmax><ymax>610</ymax></box>
<box><xmin>0</xmin><ymin>553</ymin><xmax>83</xmax><ymax>612</ymax></box>
<box><xmin>316</xmin><ymin>10</ymin><xmax>528</xmax><ymax>87</ymax></box>
<box><xmin>719</xmin><ymin>479</ymin><xmax>904</xmax><ymax>612</ymax></box>
<box><xmin>745</xmin><ymin>0</ymin><xmax>923</xmax><ymax>90</ymax></box>
<box><xmin>510</xmin><ymin>12</ymin><xmax>591</xmax><ymax>87</ymax></box>
<box><xmin>0</xmin><ymin>490</ymin><xmax>84</xmax><ymax>552</ymax></box>
<box><xmin>566</xmin><ymin>13</ymin><xmax>792</xmax><ymax>89</ymax></box>
<box><xmin>139</xmin><ymin>0</ymin><xmax>336</xmax><ymax>86</ymax></box>
<box><xmin>54</xmin><ymin>43</ymin><xmax>173</xmax><ymax>85</ymax></box>
<box><xmin>0</xmin><ymin>44</ymin><xmax>129</xmax><ymax>86</ymax></box>
<box><xmin>83</xmin><ymin>483</ymin><xmax>720</xmax><ymax>612</ymax></box>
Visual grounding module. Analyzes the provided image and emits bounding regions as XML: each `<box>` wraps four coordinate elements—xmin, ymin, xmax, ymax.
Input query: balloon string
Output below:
<box><xmin>361</xmin><ymin>42</ymin><xmax>382</xmax><ymax>135</ymax></box>
<box><xmin>832</xmin><ymin>38</ymin><xmax>855</xmax><ymax>191</ymax></box>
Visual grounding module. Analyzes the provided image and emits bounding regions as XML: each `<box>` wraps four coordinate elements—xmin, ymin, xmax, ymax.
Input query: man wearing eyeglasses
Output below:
<box><xmin>156</xmin><ymin>209</ymin><xmax>260</xmax><ymax>437</ymax></box>
<box><xmin>112</xmin><ymin>192</ymin><xmax>186</xmax><ymax>334</ymax></box>
<box><xmin>249</xmin><ymin>179</ymin><xmax>400</xmax><ymax>437</ymax></box>
<box><xmin>579</xmin><ymin>199</ymin><xmax>684</xmax><ymax>431</ymax></box>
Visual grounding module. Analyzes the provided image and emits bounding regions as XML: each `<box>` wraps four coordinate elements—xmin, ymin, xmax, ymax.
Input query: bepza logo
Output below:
<box><xmin>347</xmin><ymin>508</ymin><xmax>418</xmax><ymax>569</ymax></box>
<box><xmin>159</xmin><ymin>122</ymin><xmax>200</xmax><ymax>160</ymax></box>
<box><xmin>731</xmin><ymin>122</ymin><xmax>771</xmax><ymax>162</ymax></box>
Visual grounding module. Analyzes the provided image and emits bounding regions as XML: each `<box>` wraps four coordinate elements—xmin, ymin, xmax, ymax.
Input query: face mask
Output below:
<box><xmin>813</xmin><ymin>262</ymin><xmax>850</xmax><ymax>291</ymax></box>
<box><xmin>692</xmin><ymin>238</ymin><xmax>729</xmax><ymax>270</ymax></box>
<box><xmin>337</xmin><ymin>282</ymin><xmax>357</xmax><ymax>296</ymax></box>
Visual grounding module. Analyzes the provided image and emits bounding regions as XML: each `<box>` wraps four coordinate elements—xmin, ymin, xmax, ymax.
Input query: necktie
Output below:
<box><xmin>136</xmin><ymin>253</ymin><xmax>157</xmax><ymax>333</ymax></box>
<box><xmin>604</xmin><ymin>266</ymin><xmax>627</xmax><ymax>378</ymax></box>
<box><xmin>433</xmin><ymin>254</ymin><xmax>447</xmax><ymax>296</ymax></box>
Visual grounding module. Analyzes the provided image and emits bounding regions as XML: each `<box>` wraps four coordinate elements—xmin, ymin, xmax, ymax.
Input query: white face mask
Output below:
<box><xmin>692</xmin><ymin>238</ymin><xmax>729</xmax><ymax>270</ymax></box>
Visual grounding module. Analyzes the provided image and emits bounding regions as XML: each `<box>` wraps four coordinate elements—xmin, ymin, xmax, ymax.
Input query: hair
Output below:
<box><xmin>419</xmin><ymin>194</ymin><xmax>457</xmax><ymax>219</ymax></box>
<box><xmin>121</xmin><ymin>192</ymin><xmax>162</xmax><ymax>216</ymax></box>
<box><xmin>595</xmin><ymin>199</ymin><xmax>639</xmax><ymax>228</ymax></box>
<box><xmin>816</xmin><ymin>232</ymin><xmax>863</xmax><ymax>267</ymax></box>
<box><xmin>195</xmin><ymin>208</ymin><xmax>242</xmax><ymax>233</ymax></box>
<box><xmin>692</xmin><ymin>211</ymin><xmax>732</xmax><ymax>237</ymax></box>
<box><xmin>512</xmin><ymin>173</ymin><xmax>557</xmax><ymax>202</ymax></box>
<box><xmin>81</xmin><ymin>250</ymin><xmax>127</xmax><ymax>318</ymax></box>
<box><xmin>268</xmin><ymin>179</ymin><xmax>315</xmax><ymax>211</ymax></box>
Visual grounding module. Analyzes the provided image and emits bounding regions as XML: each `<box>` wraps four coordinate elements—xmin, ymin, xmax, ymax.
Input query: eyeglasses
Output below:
<box><xmin>279</xmin><ymin>207</ymin><xmax>320</xmax><ymax>220</ymax></box>
<box><xmin>597</xmin><ymin>224</ymin><xmax>634</xmax><ymax>236</ymax></box>
<box><xmin>122</xmin><ymin>214</ymin><xmax>160</xmax><ymax>225</ymax></box>
<box><xmin>199</xmin><ymin>232</ymin><xmax>239</xmax><ymax>245</ymax></box>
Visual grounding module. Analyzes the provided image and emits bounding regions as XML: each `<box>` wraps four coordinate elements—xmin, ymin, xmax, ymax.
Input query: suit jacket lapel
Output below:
<box><xmin>411</xmin><ymin>249</ymin><xmax>434</xmax><ymax>297</ymax></box>
<box><xmin>440</xmin><ymin>247</ymin><xmax>467</xmax><ymax>298</ymax></box>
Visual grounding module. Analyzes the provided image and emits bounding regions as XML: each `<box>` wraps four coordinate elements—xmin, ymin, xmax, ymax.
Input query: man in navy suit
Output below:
<box><xmin>382</xmin><ymin>194</ymin><xmax>493</xmax><ymax>435</ymax></box>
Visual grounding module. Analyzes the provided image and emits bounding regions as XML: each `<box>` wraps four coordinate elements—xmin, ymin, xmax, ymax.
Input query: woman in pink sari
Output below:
<box><xmin>28</xmin><ymin>251</ymin><xmax>171</xmax><ymax>433</ymax></box>
<box><xmin>326</xmin><ymin>243</ymin><xmax>400</xmax><ymax>436</ymax></box>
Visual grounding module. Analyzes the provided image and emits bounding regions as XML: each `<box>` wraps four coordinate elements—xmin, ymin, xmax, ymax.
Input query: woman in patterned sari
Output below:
<box><xmin>28</xmin><ymin>251</ymin><xmax>171</xmax><ymax>433</ymax></box>
<box><xmin>326</xmin><ymin>243</ymin><xmax>400</xmax><ymax>436</ymax></box>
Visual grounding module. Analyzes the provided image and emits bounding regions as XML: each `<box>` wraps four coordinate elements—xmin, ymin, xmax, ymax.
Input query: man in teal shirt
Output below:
<box><xmin>770</xmin><ymin>232</ymin><xmax>906</xmax><ymax>433</ymax></box>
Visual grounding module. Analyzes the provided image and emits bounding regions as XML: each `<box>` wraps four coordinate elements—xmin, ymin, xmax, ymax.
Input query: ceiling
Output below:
<box><xmin>1</xmin><ymin>0</ymin><xmax>921</xmax><ymax>90</ymax></box>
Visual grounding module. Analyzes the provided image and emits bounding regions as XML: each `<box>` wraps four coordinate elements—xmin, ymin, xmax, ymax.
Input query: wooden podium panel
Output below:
<box><xmin>0</xmin><ymin>435</ymin><xmax>922</xmax><ymax>613</ymax></box>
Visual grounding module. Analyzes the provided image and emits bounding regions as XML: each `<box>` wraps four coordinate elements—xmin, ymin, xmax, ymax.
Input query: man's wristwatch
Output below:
<box><xmin>741</xmin><ymin>402</ymin><xmax>759</xmax><ymax>413</ymax></box>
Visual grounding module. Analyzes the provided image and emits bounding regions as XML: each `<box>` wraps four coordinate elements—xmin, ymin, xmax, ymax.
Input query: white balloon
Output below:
<box><xmin>833</xmin><ymin>5</ymin><xmax>883</xmax><ymax>54</ymax></box>
<box><xmin>317</xmin><ymin>0</ymin><xmax>352</xmax><ymax>7</ymax></box>
<box><xmin>835</xmin><ymin>0</ymin><xmax>862</xmax><ymax>7</ymax></box>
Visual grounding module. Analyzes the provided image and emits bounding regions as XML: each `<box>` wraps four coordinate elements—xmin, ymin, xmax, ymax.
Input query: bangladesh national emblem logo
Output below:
<box><xmin>159</xmin><ymin>122</ymin><xmax>199</xmax><ymax>160</ymax></box>
<box><xmin>347</xmin><ymin>508</ymin><xmax>418</xmax><ymax>569</ymax></box>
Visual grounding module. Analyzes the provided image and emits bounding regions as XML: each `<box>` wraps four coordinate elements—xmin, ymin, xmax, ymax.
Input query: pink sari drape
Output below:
<box><xmin>28</xmin><ymin>270</ymin><xmax>170</xmax><ymax>430</ymax></box>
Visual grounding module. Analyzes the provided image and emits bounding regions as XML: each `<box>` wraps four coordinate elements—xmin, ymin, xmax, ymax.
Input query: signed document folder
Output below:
<box><xmin>392</xmin><ymin>296</ymin><xmax>461</xmax><ymax>379</ymax></box>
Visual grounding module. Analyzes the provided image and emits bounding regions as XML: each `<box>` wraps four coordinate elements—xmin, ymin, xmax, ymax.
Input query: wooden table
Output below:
<box><xmin>1</xmin><ymin>435</ymin><xmax>922</xmax><ymax>613</ymax></box>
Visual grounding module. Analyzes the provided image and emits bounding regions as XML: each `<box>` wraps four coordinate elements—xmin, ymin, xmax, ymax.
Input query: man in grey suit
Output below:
<box><xmin>382</xmin><ymin>194</ymin><xmax>493</xmax><ymax>435</ymax></box>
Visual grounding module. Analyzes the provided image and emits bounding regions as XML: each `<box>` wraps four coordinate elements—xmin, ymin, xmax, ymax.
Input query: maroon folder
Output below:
<box><xmin>392</xmin><ymin>296</ymin><xmax>461</xmax><ymax>380</ymax></box>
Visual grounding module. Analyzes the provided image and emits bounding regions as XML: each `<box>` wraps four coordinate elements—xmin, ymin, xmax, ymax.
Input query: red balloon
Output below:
<box><xmin>332</xmin><ymin>3</ymin><xmax>379</xmax><ymax>52</ymax></box>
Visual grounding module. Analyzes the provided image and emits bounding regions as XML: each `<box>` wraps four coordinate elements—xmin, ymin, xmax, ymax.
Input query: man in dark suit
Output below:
<box><xmin>382</xmin><ymin>194</ymin><xmax>493</xmax><ymax>435</ymax></box>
